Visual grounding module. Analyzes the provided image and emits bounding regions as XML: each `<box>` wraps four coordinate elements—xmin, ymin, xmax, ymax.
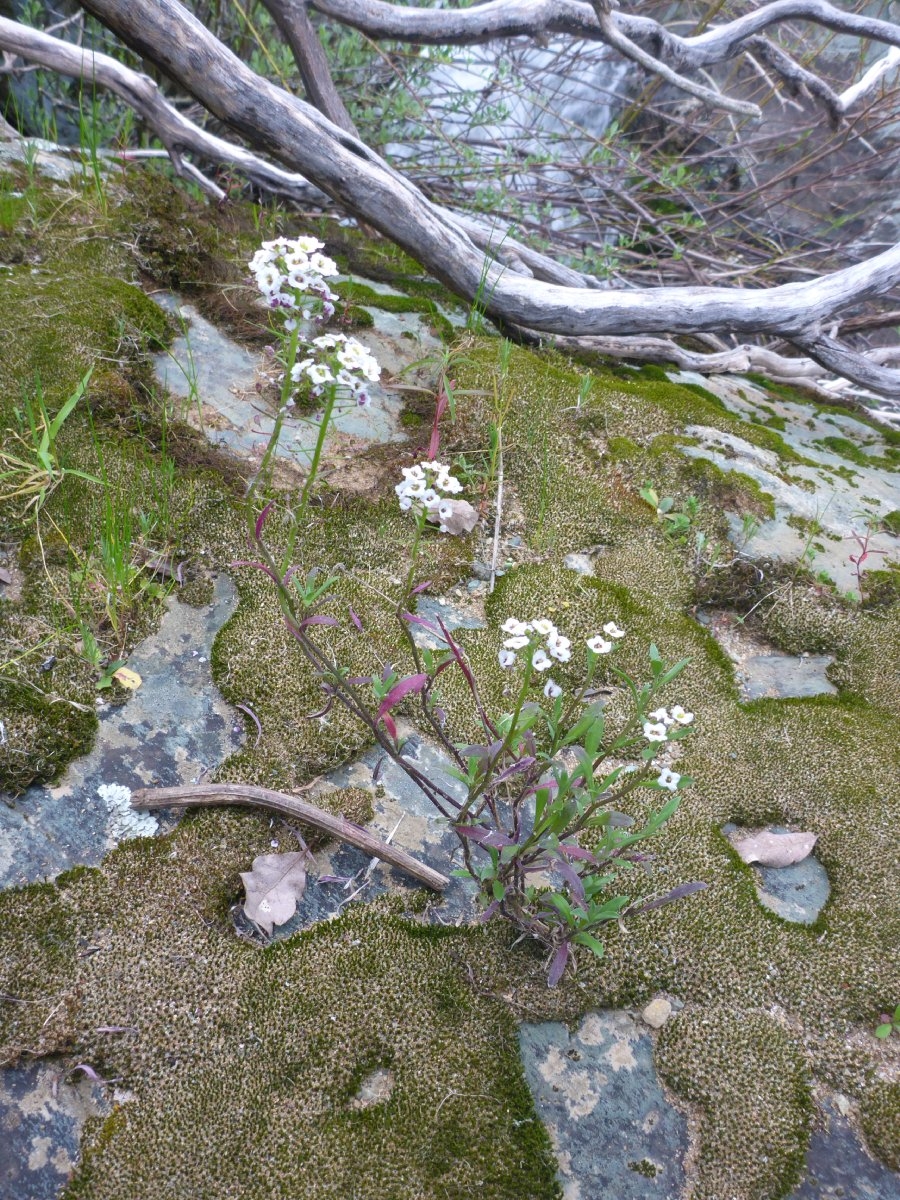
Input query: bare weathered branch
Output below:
<box><xmin>258</xmin><ymin>0</ymin><xmax>358</xmax><ymax>134</ymax></box>
<box><xmin>132</xmin><ymin>783</ymin><xmax>449</xmax><ymax>890</ymax></box>
<box><xmin>306</xmin><ymin>0</ymin><xmax>900</xmax><ymax>64</ymax></box>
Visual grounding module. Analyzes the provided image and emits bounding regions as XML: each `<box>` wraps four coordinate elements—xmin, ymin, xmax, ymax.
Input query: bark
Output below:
<box><xmin>132</xmin><ymin>783</ymin><xmax>449</xmax><ymax>890</ymax></box>
<box><xmin>258</xmin><ymin>0</ymin><xmax>358</xmax><ymax>134</ymax></box>
<box><xmin>4</xmin><ymin>2</ymin><xmax>899</xmax><ymax>395</ymax></box>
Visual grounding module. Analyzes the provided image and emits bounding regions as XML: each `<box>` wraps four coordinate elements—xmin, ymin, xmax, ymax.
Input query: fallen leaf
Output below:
<box><xmin>426</xmin><ymin>499</ymin><xmax>479</xmax><ymax>536</ymax></box>
<box><xmin>112</xmin><ymin>667</ymin><xmax>142</xmax><ymax>690</ymax></box>
<box><xmin>0</xmin><ymin>566</ymin><xmax>11</xmax><ymax>585</ymax></box>
<box><xmin>240</xmin><ymin>852</ymin><xmax>308</xmax><ymax>934</ymax></box>
<box><xmin>731</xmin><ymin>829</ymin><xmax>816</xmax><ymax>867</ymax></box>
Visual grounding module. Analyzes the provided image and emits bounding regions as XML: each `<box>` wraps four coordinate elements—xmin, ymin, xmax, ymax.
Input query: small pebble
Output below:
<box><xmin>641</xmin><ymin>998</ymin><xmax>673</xmax><ymax>1029</ymax></box>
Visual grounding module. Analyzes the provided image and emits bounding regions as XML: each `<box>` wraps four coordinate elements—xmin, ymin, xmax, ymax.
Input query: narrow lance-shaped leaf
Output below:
<box><xmin>376</xmin><ymin>673</ymin><xmax>429</xmax><ymax>720</ymax></box>
<box><xmin>547</xmin><ymin>942</ymin><xmax>569</xmax><ymax>988</ymax></box>
<box><xmin>630</xmin><ymin>881</ymin><xmax>708</xmax><ymax>915</ymax></box>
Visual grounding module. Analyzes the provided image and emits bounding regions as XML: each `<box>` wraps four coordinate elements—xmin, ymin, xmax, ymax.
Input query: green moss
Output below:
<box><xmin>860</xmin><ymin>1080</ymin><xmax>900</xmax><ymax>1171</ymax></box>
<box><xmin>882</xmin><ymin>509</ymin><xmax>900</xmax><ymax>535</ymax></box>
<box><xmin>814</xmin><ymin>435</ymin><xmax>872</xmax><ymax>467</ymax></box>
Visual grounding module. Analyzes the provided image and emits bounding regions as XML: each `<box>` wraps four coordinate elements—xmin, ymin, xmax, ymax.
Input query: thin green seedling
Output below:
<box><xmin>0</xmin><ymin>369</ymin><xmax>99</xmax><ymax>516</ymax></box>
<box><xmin>465</xmin><ymin>234</ymin><xmax>510</xmax><ymax>333</ymax></box>
<box><xmin>166</xmin><ymin>308</ymin><xmax>205</xmax><ymax>433</ymax></box>
<box><xmin>77</xmin><ymin>75</ymin><xmax>107</xmax><ymax>216</ymax></box>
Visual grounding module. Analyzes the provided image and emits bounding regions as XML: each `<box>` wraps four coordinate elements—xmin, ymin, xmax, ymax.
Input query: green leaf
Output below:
<box><xmin>48</xmin><ymin>367</ymin><xmax>93</xmax><ymax>440</ymax></box>
<box><xmin>572</xmin><ymin>931</ymin><xmax>606</xmax><ymax>958</ymax></box>
<box><xmin>875</xmin><ymin>1023</ymin><xmax>892</xmax><ymax>1038</ymax></box>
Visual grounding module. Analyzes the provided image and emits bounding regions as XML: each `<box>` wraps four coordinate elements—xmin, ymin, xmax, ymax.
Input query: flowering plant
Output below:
<box><xmin>245</xmin><ymin>236</ymin><xmax>382</xmax><ymax>534</ymax></box>
<box><xmin>246</xmin><ymin>465</ymin><xmax>704</xmax><ymax>983</ymax></box>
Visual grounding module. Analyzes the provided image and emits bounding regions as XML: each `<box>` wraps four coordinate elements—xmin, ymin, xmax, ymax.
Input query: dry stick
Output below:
<box><xmin>131</xmin><ymin>783</ymin><xmax>449</xmax><ymax>891</ymax></box>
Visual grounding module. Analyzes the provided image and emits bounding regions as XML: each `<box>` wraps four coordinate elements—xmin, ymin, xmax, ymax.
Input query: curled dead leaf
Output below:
<box><xmin>239</xmin><ymin>852</ymin><xmax>308</xmax><ymax>934</ymax></box>
<box><xmin>426</xmin><ymin>499</ymin><xmax>479</xmax><ymax>536</ymax></box>
<box><xmin>731</xmin><ymin>829</ymin><xmax>817</xmax><ymax>867</ymax></box>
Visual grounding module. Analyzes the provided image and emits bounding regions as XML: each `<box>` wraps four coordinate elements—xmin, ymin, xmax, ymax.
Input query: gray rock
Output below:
<box><xmin>519</xmin><ymin>1011</ymin><xmax>688</xmax><ymax>1199</ymax></box>
<box><xmin>789</xmin><ymin>1095</ymin><xmax>900</xmax><ymax>1199</ymax></box>
<box><xmin>753</xmin><ymin>855</ymin><xmax>831</xmax><ymax>925</ymax></box>
<box><xmin>0</xmin><ymin>576</ymin><xmax>242</xmax><ymax>889</ymax></box>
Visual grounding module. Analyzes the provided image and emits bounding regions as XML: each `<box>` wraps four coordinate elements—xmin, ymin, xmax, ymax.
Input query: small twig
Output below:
<box><xmin>131</xmin><ymin>783</ymin><xmax>448</xmax><ymax>891</ymax></box>
<box><xmin>489</xmin><ymin>432</ymin><xmax>504</xmax><ymax>595</ymax></box>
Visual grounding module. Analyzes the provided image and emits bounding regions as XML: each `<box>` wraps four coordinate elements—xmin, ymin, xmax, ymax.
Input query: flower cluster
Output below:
<box><xmin>395</xmin><ymin>461</ymin><xmax>465</xmax><ymax>530</ymax></box>
<box><xmin>290</xmin><ymin>333</ymin><xmax>381</xmax><ymax>407</ymax></box>
<box><xmin>642</xmin><ymin>704</ymin><xmax>694</xmax><ymax>742</ymax></box>
<box><xmin>249</xmin><ymin>236</ymin><xmax>339</xmax><ymax>319</ymax></box>
<box><xmin>498</xmin><ymin>617</ymin><xmax>573</xmax><ymax>681</ymax></box>
<box><xmin>586</xmin><ymin>622</ymin><xmax>626</xmax><ymax>656</ymax></box>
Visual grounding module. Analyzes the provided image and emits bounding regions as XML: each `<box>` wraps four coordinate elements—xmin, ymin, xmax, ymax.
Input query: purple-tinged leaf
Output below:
<box><xmin>478</xmin><ymin>900</ymin><xmax>501</xmax><ymax>923</ymax></box>
<box><xmin>410</xmin><ymin>580</ymin><xmax>432</xmax><ymax>595</ymax></box>
<box><xmin>632</xmin><ymin>881</ymin><xmax>707</xmax><ymax>915</ymax></box>
<box><xmin>235</xmin><ymin>702</ymin><xmax>263</xmax><ymax>748</ymax></box>
<box><xmin>298</xmin><ymin>614</ymin><xmax>340</xmax><ymax>629</ymax></box>
<box><xmin>454</xmin><ymin>823</ymin><xmax>493</xmax><ymax>843</ymax></box>
<box><xmin>490</xmin><ymin>756</ymin><xmax>537</xmax><ymax>786</ymax></box>
<box><xmin>230</xmin><ymin>559</ymin><xmax>280</xmax><ymax>585</ymax></box>
<box><xmin>382</xmin><ymin>712</ymin><xmax>398</xmax><ymax>740</ymax></box>
<box><xmin>402</xmin><ymin>612</ymin><xmax>442</xmax><ymax>635</ymax></box>
<box><xmin>434</xmin><ymin>707</ymin><xmax>447</xmax><ymax>727</ymax></box>
<box><xmin>305</xmin><ymin>695</ymin><xmax>334</xmax><ymax>720</ymax></box>
<box><xmin>554</xmin><ymin>859</ymin><xmax>586</xmax><ymax>902</ymax></box>
<box><xmin>372</xmin><ymin>755</ymin><xmax>387</xmax><ymax>784</ymax></box>
<box><xmin>69</xmin><ymin>1064</ymin><xmax>104</xmax><ymax>1082</ymax></box>
<box><xmin>547</xmin><ymin>942</ymin><xmax>569</xmax><ymax>988</ymax></box>
<box><xmin>349</xmin><ymin>606</ymin><xmax>364</xmax><ymax>632</ymax></box>
<box><xmin>282</xmin><ymin>564</ymin><xmax>302</xmax><ymax>586</ymax></box>
<box><xmin>557</xmin><ymin>842</ymin><xmax>597</xmax><ymax>864</ymax></box>
<box><xmin>255</xmin><ymin>500</ymin><xmax>275</xmax><ymax>541</ymax></box>
<box><xmin>481</xmin><ymin>830</ymin><xmax>515</xmax><ymax>849</ymax></box>
<box><xmin>347</xmin><ymin>676</ymin><xmax>374</xmax><ymax>686</ymax></box>
<box><xmin>377</xmin><ymin>674</ymin><xmax>429</xmax><ymax>718</ymax></box>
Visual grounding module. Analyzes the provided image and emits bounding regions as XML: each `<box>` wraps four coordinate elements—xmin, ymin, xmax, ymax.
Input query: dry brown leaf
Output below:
<box><xmin>240</xmin><ymin>852</ymin><xmax>308</xmax><ymax>933</ymax></box>
<box><xmin>732</xmin><ymin>830</ymin><xmax>816</xmax><ymax>867</ymax></box>
<box><xmin>426</xmin><ymin>499</ymin><xmax>479</xmax><ymax>536</ymax></box>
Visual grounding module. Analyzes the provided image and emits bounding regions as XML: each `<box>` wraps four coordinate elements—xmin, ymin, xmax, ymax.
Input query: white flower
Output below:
<box><xmin>402</xmin><ymin>465</ymin><xmax>425</xmax><ymax>482</ymax></box>
<box><xmin>290</xmin><ymin>235</ymin><xmax>325</xmax><ymax>254</ymax></box>
<box><xmin>421</xmin><ymin>488</ymin><xmax>439</xmax><ymax>507</ymax></box>
<box><xmin>586</xmin><ymin>636</ymin><xmax>613</xmax><ymax>655</ymax></box>
<box><xmin>309</xmin><ymin>251</ymin><xmax>338</xmax><ymax>277</ymax></box>
<box><xmin>603</xmin><ymin>621</ymin><xmax>626</xmax><ymax>639</ymax></box>
<box><xmin>305</xmin><ymin>362</ymin><xmax>334</xmax><ymax>386</ymax></box>
<box><xmin>670</xmin><ymin>705</ymin><xmax>694</xmax><ymax>725</ymax></box>
<box><xmin>504</xmin><ymin>635</ymin><xmax>530</xmax><ymax>650</ymax></box>
<box><xmin>249</xmin><ymin>248</ymin><xmax>276</xmax><ymax>272</ymax></box>
<box><xmin>498</xmin><ymin>648</ymin><xmax>517</xmax><ymax>669</ymax></box>
<box><xmin>532</xmin><ymin>618</ymin><xmax>557</xmax><ymax>637</ymax></box>
<box><xmin>437</xmin><ymin>500</ymin><xmax>454</xmax><ymax>523</ymax></box>
<box><xmin>543</xmin><ymin>679</ymin><xmax>562</xmax><ymax>698</ymax></box>
<box><xmin>657</xmin><ymin>768</ymin><xmax>681</xmax><ymax>791</ymax></box>
<box><xmin>255</xmin><ymin>263</ymin><xmax>283</xmax><ymax>295</ymax></box>
<box><xmin>398</xmin><ymin>494</ymin><xmax>413</xmax><ymax>511</ymax></box>
<box><xmin>648</xmin><ymin>707</ymin><xmax>673</xmax><ymax>726</ymax></box>
<box><xmin>436</xmin><ymin>471</ymin><xmax>463</xmax><ymax>494</ymax></box>
<box><xmin>532</xmin><ymin>649</ymin><xmax>552</xmax><ymax>671</ymax></box>
<box><xmin>501</xmin><ymin>618</ymin><xmax>529</xmax><ymax>636</ymax></box>
<box><xmin>549</xmin><ymin>641</ymin><xmax>571</xmax><ymax>663</ymax></box>
<box><xmin>643</xmin><ymin>721</ymin><xmax>668</xmax><ymax>742</ymax></box>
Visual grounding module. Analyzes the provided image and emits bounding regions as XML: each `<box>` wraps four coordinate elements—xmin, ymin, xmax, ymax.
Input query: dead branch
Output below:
<box><xmin>5</xmin><ymin>5</ymin><xmax>899</xmax><ymax>396</ymax></box>
<box><xmin>258</xmin><ymin>0</ymin><xmax>358</xmax><ymax>134</ymax></box>
<box><xmin>131</xmin><ymin>783</ymin><xmax>449</xmax><ymax>890</ymax></box>
<box><xmin>307</xmin><ymin>0</ymin><xmax>900</xmax><ymax>75</ymax></box>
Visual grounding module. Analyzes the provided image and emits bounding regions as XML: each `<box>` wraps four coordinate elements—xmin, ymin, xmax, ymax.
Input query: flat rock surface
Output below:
<box><xmin>673</xmin><ymin>374</ymin><xmax>899</xmax><ymax>596</ymax></box>
<box><xmin>0</xmin><ymin>575</ymin><xmax>242</xmax><ymax>889</ymax></box>
<box><xmin>789</xmin><ymin>1096</ymin><xmax>900</xmax><ymax>1200</ymax></box>
<box><xmin>0</xmin><ymin>1060</ymin><xmax>107</xmax><ymax>1200</ymax></box>
<box><xmin>696</xmin><ymin>609</ymin><xmax>836</xmax><ymax>701</ymax></box>
<box><xmin>519</xmin><ymin>1011</ymin><xmax>688</xmax><ymax>1200</ymax></box>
